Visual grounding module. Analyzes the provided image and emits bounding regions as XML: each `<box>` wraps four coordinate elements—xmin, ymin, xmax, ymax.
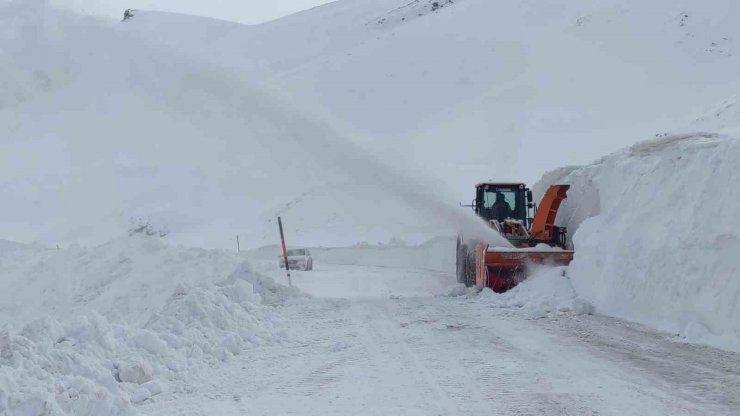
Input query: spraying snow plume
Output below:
<box><xmin>0</xmin><ymin>0</ymin><xmax>506</xmax><ymax>249</ymax></box>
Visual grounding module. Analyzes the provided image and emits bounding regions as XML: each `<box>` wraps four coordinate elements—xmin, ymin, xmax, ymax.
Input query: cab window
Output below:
<box><xmin>483</xmin><ymin>189</ymin><xmax>517</xmax><ymax>210</ymax></box>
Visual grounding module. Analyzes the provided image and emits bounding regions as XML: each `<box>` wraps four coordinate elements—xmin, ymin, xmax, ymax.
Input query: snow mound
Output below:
<box><xmin>441</xmin><ymin>284</ymin><xmax>470</xmax><ymax>298</ymax></box>
<box><xmin>0</xmin><ymin>236</ymin><xmax>245</xmax><ymax>328</ymax></box>
<box><xmin>0</xmin><ymin>264</ymin><xmax>289</xmax><ymax>415</ymax></box>
<box><xmin>476</xmin><ymin>267</ymin><xmax>593</xmax><ymax>319</ymax></box>
<box><xmin>535</xmin><ymin>134</ymin><xmax>740</xmax><ymax>350</ymax></box>
<box><xmin>219</xmin><ymin>263</ymin><xmax>307</xmax><ymax>305</ymax></box>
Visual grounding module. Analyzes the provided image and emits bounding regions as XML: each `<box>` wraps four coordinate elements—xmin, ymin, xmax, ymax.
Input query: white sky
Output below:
<box><xmin>51</xmin><ymin>0</ymin><xmax>334</xmax><ymax>24</ymax></box>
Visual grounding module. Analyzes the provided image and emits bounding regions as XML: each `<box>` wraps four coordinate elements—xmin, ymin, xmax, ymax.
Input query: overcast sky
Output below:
<box><xmin>51</xmin><ymin>0</ymin><xmax>334</xmax><ymax>24</ymax></box>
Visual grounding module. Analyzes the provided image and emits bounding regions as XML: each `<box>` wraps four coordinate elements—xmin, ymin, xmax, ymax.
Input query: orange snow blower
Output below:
<box><xmin>457</xmin><ymin>183</ymin><xmax>574</xmax><ymax>292</ymax></box>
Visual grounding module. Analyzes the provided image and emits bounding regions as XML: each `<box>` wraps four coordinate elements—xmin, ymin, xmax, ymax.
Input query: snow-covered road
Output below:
<box><xmin>137</xmin><ymin>264</ymin><xmax>740</xmax><ymax>416</ymax></box>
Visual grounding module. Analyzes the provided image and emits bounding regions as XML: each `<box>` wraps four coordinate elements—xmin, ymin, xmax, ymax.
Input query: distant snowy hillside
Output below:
<box><xmin>682</xmin><ymin>94</ymin><xmax>740</xmax><ymax>137</ymax></box>
<box><xmin>0</xmin><ymin>1</ymin><xmax>500</xmax><ymax>249</ymax></box>
<box><xmin>3</xmin><ymin>0</ymin><xmax>740</xmax><ymax>249</ymax></box>
<box><xmin>123</xmin><ymin>0</ymin><xmax>740</xmax><ymax>191</ymax></box>
<box><xmin>534</xmin><ymin>134</ymin><xmax>740</xmax><ymax>350</ymax></box>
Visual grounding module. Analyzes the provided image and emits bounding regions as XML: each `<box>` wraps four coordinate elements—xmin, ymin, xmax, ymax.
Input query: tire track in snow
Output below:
<box><xmin>534</xmin><ymin>314</ymin><xmax>740</xmax><ymax>412</ymax></box>
<box><xmin>381</xmin><ymin>297</ymin><xmax>573</xmax><ymax>415</ymax></box>
<box><xmin>363</xmin><ymin>301</ymin><xmax>459</xmax><ymax>415</ymax></box>
<box><xmin>139</xmin><ymin>295</ymin><xmax>740</xmax><ymax>416</ymax></box>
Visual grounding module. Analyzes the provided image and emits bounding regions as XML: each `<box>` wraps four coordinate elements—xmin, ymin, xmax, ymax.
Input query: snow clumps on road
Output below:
<box><xmin>473</xmin><ymin>267</ymin><xmax>594</xmax><ymax>319</ymax></box>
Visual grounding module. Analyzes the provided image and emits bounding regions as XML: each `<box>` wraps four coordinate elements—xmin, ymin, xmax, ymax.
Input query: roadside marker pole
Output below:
<box><xmin>278</xmin><ymin>216</ymin><xmax>292</xmax><ymax>287</ymax></box>
<box><xmin>236</xmin><ymin>235</ymin><xmax>241</xmax><ymax>253</ymax></box>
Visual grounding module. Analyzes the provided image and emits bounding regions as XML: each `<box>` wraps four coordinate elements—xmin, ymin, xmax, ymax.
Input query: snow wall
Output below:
<box><xmin>534</xmin><ymin>134</ymin><xmax>740</xmax><ymax>349</ymax></box>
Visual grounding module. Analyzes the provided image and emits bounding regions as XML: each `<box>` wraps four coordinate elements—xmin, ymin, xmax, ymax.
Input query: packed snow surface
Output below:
<box><xmin>135</xmin><ymin>277</ymin><xmax>740</xmax><ymax>416</ymax></box>
<box><xmin>4</xmin><ymin>235</ymin><xmax>739</xmax><ymax>416</ymax></box>
<box><xmin>535</xmin><ymin>134</ymin><xmax>740</xmax><ymax>350</ymax></box>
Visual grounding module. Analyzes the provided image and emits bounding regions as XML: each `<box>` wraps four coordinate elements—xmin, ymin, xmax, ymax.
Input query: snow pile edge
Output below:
<box><xmin>0</xmin><ymin>264</ymin><xmax>295</xmax><ymax>415</ymax></box>
<box><xmin>535</xmin><ymin>134</ymin><xmax>740</xmax><ymax>350</ymax></box>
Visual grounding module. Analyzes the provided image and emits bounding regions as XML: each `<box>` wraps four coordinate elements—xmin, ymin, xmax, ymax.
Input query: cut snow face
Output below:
<box><xmin>534</xmin><ymin>134</ymin><xmax>740</xmax><ymax>351</ymax></box>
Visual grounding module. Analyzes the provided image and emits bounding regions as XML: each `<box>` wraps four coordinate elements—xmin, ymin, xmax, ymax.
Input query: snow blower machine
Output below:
<box><xmin>457</xmin><ymin>183</ymin><xmax>574</xmax><ymax>292</ymax></box>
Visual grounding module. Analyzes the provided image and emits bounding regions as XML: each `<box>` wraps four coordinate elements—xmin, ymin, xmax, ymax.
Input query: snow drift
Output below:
<box><xmin>535</xmin><ymin>134</ymin><xmax>740</xmax><ymax>349</ymax></box>
<box><xmin>0</xmin><ymin>240</ymin><xmax>295</xmax><ymax>416</ymax></box>
<box><xmin>0</xmin><ymin>236</ymin><xmax>246</xmax><ymax>328</ymax></box>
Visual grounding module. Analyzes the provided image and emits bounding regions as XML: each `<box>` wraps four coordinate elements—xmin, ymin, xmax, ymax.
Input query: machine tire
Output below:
<box><xmin>464</xmin><ymin>248</ymin><xmax>477</xmax><ymax>288</ymax></box>
<box><xmin>456</xmin><ymin>237</ymin><xmax>468</xmax><ymax>285</ymax></box>
<box><xmin>457</xmin><ymin>237</ymin><xmax>478</xmax><ymax>287</ymax></box>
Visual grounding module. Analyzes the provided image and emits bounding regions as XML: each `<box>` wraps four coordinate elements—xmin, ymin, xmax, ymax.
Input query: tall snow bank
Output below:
<box><xmin>534</xmin><ymin>134</ymin><xmax>740</xmax><ymax>350</ymax></box>
<box><xmin>0</xmin><ymin>262</ymin><xmax>292</xmax><ymax>415</ymax></box>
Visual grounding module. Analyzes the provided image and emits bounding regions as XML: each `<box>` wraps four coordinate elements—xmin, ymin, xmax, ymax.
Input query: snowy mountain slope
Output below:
<box><xmin>123</xmin><ymin>0</ymin><xmax>740</xmax><ymax>191</ymax></box>
<box><xmin>0</xmin><ymin>1</ymin><xmax>504</xmax><ymax>249</ymax></box>
<box><xmin>4</xmin><ymin>0</ymin><xmax>740</xmax><ymax>248</ymax></box>
<box><xmin>681</xmin><ymin>93</ymin><xmax>740</xmax><ymax>137</ymax></box>
<box><xmin>533</xmin><ymin>134</ymin><xmax>740</xmax><ymax>350</ymax></box>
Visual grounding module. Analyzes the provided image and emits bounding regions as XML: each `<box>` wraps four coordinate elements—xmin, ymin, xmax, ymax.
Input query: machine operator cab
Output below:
<box><xmin>473</xmin><ymin>182</ymin><xmax>535</xmax><ymax>246</ymax></box>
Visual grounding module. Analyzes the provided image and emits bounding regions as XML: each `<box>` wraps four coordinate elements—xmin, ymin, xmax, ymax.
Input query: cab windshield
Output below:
<box><xmin>476</xmin><ymin>185</ymin><xmax>526</xmax><ymax>222</ymax></box>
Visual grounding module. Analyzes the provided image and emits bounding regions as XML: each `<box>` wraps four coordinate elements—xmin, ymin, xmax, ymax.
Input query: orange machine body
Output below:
<box><xmin>457</xmin><ymin>183</ymin><xmax>574</xmax><ymax>293</ymax></box>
